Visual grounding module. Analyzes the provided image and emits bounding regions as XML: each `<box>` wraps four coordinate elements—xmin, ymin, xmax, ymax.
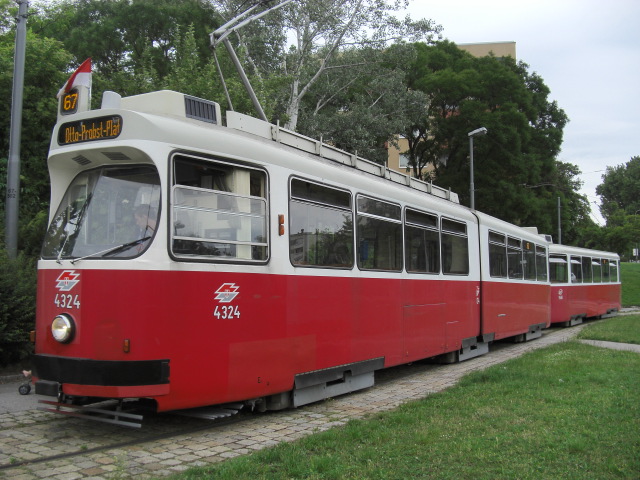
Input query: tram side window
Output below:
<box><xmin>405</xmin><ymin>209</ymin><xmax>440</xmax><ymax>274</ymax></box>
<box><xmin>610</xmin><ymin>261</ymin><xmax>619</xmax><ymax>282</ymax></box>
<box><xmin>524</xmin><ymin>242</ymin><xmax>537</xmax><ymax>280</ymax></box>
<box><xmin>507</xmin><ymin>237</ymin><xmax>523</xmax><ymax>279</ymax></box>
<box><xmin>592</xmin><ymin>259</ymin><xmax>602</xmax><ymax>282</ymax></box>
<box><xmin>602</xmin><ymin>259</ymin><xmax>611</xmax><ymax>282</ymax></box>
<box><xmin>488</xmin><ymin>231</ymin><xmax>507</xmax><ymax>277</ymax></box>
<box><xmin>357</xmin><ymin>196</ymin><xmax>402</xmax><ymax>271</ymax></box>
<box><xmin>570</xmin><ymin>256</ymin><xmax>582</xmax><ymax>282</ymax></box>
<box><xmin>441</xmin><ymin>219</ymin><xmax>469</xmax><ymax>275</ymax></box>
<box><xmin>289</xmin><ymin>179</ymin><xmax>353</xmax><ymax>268</ymax></box>
<box><xmin>549</xmin><ymin>255</ymin><xmax>568</xmax><ymax>283</ymax></box>
<box><xmin>536</xmin><ymin>245</ymin><xmax>548</xmax><ymax>281</ymax></box>
<box><xmin>581</xmin><ymin>256</ymin><xmax>593</xmax><ymax>283</ymax></box>
<box><xmin>171</xmin><ymin>155</ymin><xmax>268</xmax><ymax>262</ymax></box>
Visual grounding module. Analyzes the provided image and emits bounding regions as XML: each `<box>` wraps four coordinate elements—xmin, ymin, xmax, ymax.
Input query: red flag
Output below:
<box><xmin>57</xmin><ymin>58</ymin><xmax>92</xmax><ymax>98</ymax></box>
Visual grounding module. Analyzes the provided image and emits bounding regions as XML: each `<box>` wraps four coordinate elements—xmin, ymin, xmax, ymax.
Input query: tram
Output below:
<box><xmin>548</xmin><ymin>244</ymin><xmax>621</xmax><ymax>326</ymax></box>
<box><xmin>31</xmin><ymin>83</ymin><xmax>619</xmax><ymax>426</ymax></box>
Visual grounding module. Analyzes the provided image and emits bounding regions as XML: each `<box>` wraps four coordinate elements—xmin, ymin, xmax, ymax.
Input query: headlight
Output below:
<box><xmin>51</xmin><ymin>314</ymin><xmax>75</xmax><ymax>343</ymax></box>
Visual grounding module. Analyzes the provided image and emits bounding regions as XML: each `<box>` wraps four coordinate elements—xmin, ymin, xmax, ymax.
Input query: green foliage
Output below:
<box><xmin>590</xmin><ymin>157</ymin><xmax>640</xmax><ymax>258</ymax></box>
<box><xmin>33</xmin><ymin>0</ymin><xmax>219</xmax><ymax>77</ymax></box>
<box><xmin>0</xmin><ymin>251</ymin><xmax>36</xmax><ymax>367</ymax></box>
<box><xmin>596</xmin><ymin>156</ymin><xmax>640</xmax><ymax>223</ymax></box>
<box><xmin>588</xmin><ymin>211</ymin><xmax>640</xmax><ymax>261</ymax></box>
<box><xmin>0</xmin><ymin>0</ymin><xmax>14</xmax><ymax>32</ymax></box>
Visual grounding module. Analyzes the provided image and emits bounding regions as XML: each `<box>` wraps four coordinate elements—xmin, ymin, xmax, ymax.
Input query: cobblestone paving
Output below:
<box><xmin>0</xmin><ymin>326</ymin><xmax>589</xmax><ymax>480</ymax></box>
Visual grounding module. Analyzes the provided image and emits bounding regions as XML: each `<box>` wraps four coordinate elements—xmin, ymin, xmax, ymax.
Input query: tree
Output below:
<box><xmin>33</xmin><ymin>0</ymin><xmax>220</xmax><ymax>78</ymax></box>
<box><xmin>276</xmin><ymin>0</ymin><xmax>440</xmax><ymax>131</ymax></box>
<box><xmin>594</xmin><ymin>156</ymin><xmax>640</xmax><ymax>259</ymax></box>
<box><xmin>596</xmin><ymin>156</ymin><xmax>640</xmax><ymax>225</ymax></box>
<box><xmin>402</xmin><ymin>41</ymin><xmax>474</xmax><ymax>178</ymax></box>
<box><xmin>403</xmin><ymin>41</ymin><xmax>575</xmax><ymax>236</ymax></box>
<box><xmin>296</xmin><ymin>43</ymin><xmax>427</xmax><ymax>164</ymax></box>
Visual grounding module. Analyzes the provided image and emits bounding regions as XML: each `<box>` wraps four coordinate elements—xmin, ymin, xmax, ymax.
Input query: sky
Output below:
<box><xmin>403</xmin><ymin>0</ymin><xmax>640</xmax><ymax>225</ymax></box>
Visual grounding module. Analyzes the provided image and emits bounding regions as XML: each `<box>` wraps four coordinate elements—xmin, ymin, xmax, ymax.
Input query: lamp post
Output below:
<box><xmin>468</xmin><ymin>127</ymin><xmax>487</xmax><ymax>210</ymax></box>
<box><xmin>635</xmin><ymin>210</ymin><xmax>640</xmax><ymax>261</ymax></box>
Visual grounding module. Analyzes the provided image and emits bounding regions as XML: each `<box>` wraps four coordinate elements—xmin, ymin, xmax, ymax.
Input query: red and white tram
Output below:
<box><xmin>476</xmin><ymin>216</ymin><xmax>550</xmax><ymax>342</ymax></box>
<box><xmin>31</xmin><ymin>87</ymin><xmax>618</xmax><ymax>426</ymax></box>
<box><xmin>548</xmin><ymin>244</ymin><xmax>621</xmax><ymax>326</ymax></box>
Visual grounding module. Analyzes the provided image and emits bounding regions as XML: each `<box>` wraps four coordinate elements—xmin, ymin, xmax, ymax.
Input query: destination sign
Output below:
<box><xmin>58</xmin><ymin>116</ymin><xmax>123</xmax><ymax>145</ymax></box>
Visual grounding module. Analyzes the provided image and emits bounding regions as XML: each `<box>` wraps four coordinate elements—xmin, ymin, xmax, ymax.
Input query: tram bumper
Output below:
<box><xmin>35</xmin><ymin>379</ymin><xmax>60</xmax><ymax>397</ymax></box>
<box><xmin>32</xmin><ymin>354</ymin><xmax>170</xmax><ymax>398</ymax></box>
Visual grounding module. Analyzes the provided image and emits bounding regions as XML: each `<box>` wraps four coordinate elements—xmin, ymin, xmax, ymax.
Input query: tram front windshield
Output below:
<box><xmin>41</xmin><ymin>166</ymin><xmax>161</xmax><ymax>260</ymax></box>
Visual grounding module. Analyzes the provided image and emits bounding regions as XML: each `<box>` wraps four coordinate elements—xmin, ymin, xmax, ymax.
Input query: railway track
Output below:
<box><xmin>0</xmin><ymin>406</ymin><xmax>249</xmax><ymax>472</ymax></box>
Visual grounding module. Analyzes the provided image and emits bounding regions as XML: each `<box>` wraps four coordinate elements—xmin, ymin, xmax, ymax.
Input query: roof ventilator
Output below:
<box><xmin>184</xmin><ymin>95</ymin><xmax>218</xmax><ymax>124</ymax></box>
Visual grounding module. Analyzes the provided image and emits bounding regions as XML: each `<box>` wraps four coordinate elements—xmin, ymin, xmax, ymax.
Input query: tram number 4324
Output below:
<box><xmin>214</xmin><ymin>305</ymin><xmax>240</xmax><ymax>319</ymax></box>
<box><xmin>54</xmin><ymin>294</ymin><xmax>80</xmax><ymax>309</ymax></box>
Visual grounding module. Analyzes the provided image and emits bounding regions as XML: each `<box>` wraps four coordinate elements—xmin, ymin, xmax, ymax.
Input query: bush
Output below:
<box><xmin>0</xmin><ymin>250</ymin><xmax>37</xmax><ymax>367</ymax></box>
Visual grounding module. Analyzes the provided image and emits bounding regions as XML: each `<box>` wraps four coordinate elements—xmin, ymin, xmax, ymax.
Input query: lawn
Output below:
<box><xmin>578</xmin><ymin>314</ymin><xmax>640</xmax><ymax>344</ymax></box>
<box><xmin>621</xmin><ymin>262</ymin><xmax>640</xmax><ymax>307</ymax></box>
<box><xmin>169</xmin><ymin>341</ymin><xmax>640</xmax><ymax>480</ymax></box>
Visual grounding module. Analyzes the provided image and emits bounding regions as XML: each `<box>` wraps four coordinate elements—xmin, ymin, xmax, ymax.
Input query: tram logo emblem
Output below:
<box><xmin>214</xmin><ymin>283</ymin><xmax>240</xmax><ymax>303</ymax></box>
<box><xmin>55</xmin><ymin>270</ymin><xmax>80</xmax><ymax>292</ymax></box>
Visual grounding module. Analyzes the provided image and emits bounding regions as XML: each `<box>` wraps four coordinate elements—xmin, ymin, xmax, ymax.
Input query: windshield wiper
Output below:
<box><xmin>57</xmin><ymin>193</ymin><xmax>93</xmax><ymax>264</ymax></box>
<box><xmin>70</xmin><ymin>236</ymin><xmax>151</xmax><ymax>264</ymax></box>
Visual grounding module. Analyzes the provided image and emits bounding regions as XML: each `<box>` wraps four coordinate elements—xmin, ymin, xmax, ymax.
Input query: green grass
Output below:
<box><xmin>577</xmin><ymin>314</ymin><xmax>640</xmax><ymax>345</ymax></box>
<box><xmin>621</xmin><ymin>262</ymin><xmax>640</xmax><ymax>307</ymax></box>
<box><xmin>169</xmin><ymin>342</ymin><xmax>640</xmax><ymax>480</ymax></box>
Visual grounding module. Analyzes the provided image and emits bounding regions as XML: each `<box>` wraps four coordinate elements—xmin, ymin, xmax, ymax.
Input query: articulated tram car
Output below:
<box><xmin>32</xmin><ymin>88</ymin><xmax>619</xmax><ymax>426</ymax></box>
<box><xmin>548</xmin><ymin>245</ymin><xmax>621</xmax><ymax>326</ymax></box>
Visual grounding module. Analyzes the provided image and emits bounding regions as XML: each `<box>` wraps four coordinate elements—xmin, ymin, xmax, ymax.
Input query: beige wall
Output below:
<box><xmin>458</xmin><ymin>41</ymin><xmax>516</xmax><ymax>59</ymax></box>
<box><xmin>387</xmin><ymin>136</ymin><xmax>410</xmax><ymax>173</ymax></box>
<box><xmin>387</xmin><ymin>136</ymin><xmax>435</xmax><ymax>178</ymax></box>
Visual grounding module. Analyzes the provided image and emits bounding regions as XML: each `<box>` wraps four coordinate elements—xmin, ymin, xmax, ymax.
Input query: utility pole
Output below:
<box><xmin>5</xmin><ymin>0</ymin><xmax>29</xmax><ymax>259</ymax></box>
<box><xmin>557</xmin><ymin>196</ymin><xmax>562</xmax><ymax>245</ymax></box>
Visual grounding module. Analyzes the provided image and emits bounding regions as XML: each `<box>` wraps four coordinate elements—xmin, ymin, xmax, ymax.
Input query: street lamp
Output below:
<box><xmin>635</xmin><ymin>210</ymin><xmax>640</xmax><ymax>261</ymax></box>
<box><xmin>468</xmin><ymin>127</ymin><xmax>487</xmax><ymax>210</ymax></box>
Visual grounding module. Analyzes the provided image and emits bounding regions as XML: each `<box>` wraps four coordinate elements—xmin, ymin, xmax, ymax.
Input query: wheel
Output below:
<box><xmin>18</xmin><ymin>383</ymin><xmax>31</xmax><ymax>395</ymax></box>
